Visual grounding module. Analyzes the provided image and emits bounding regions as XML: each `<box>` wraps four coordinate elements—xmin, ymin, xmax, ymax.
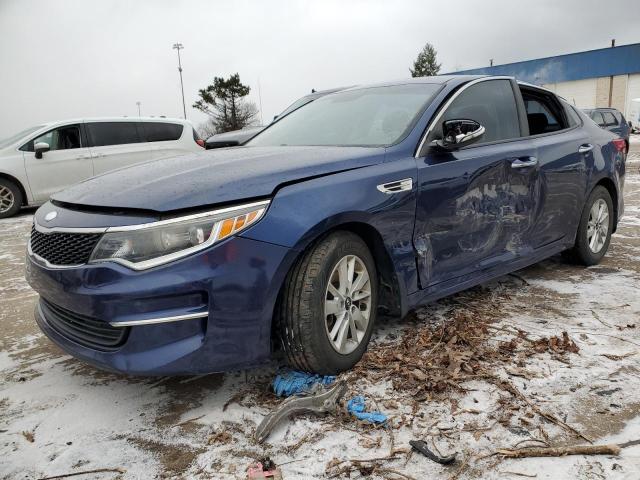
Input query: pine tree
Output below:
<box><xmin>410</xmin><ymin>43</ymin><xmax>441</xmax><ymax>77</ymax></box>
<box><xmin>193</xmin><ymin>73</ymin><xmax>258</xmax><ymax>133</ymax></box>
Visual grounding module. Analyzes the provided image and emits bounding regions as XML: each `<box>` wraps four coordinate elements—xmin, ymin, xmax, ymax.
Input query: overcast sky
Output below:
<box><xmin>1</xmin><ymin>0</ymin><xmax>639</xmax><ymax>138</ymax></box>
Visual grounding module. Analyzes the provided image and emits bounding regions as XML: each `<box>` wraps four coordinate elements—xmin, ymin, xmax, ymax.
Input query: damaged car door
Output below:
<box><xmin>414</xmin><ymin>78</ymin><xmax>542</xmax><ymax>287</ymax></box>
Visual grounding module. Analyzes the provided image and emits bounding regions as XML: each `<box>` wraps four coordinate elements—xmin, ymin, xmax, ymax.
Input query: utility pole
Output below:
<box><xmin>489</xmin><ymin>59</ymin><xmax>494</xmax><ymax>67</ymax></box>
<box><xmin>172</xmin><ymin>42</ymin><xmax>187</xmax><ymax>119</ymax></box>
<box><xmin>136</xmin><ymin>101</ymin><xmax>141</xmax><ymax>117</ymax></box>
<box><xmin>257</xmin><ymin>78</ymin><xmax>264</xmax><ymax>125</ymax></box>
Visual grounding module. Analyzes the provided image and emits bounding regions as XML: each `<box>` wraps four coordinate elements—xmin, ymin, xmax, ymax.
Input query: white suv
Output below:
<box><xmin>0</xmin><ymin>117</ymin><xmax>204</xmax><ymax>218</ymax></box>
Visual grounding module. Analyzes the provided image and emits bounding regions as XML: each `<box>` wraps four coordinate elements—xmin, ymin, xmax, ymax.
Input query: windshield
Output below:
<box><xmin>277</xmin><ymin>95</ymin><xmax>315</xmax><ymax>119</ymax></box>
<box><xmin>0</xmin><ymin>125</ymin><xmax>45</xmax><ymax>149</ymax></box>
<box><xmin>248</xmin><ymin>84</ymin><xmax>440</xmax><ymax>147</ymax></box>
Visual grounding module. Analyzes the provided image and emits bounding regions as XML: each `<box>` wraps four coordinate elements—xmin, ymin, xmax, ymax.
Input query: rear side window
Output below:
<box><xmin>428</xmin><ymin>79</ymin><xmax>520</xmax><ymax>144</ymax></box>
<box><xmin>520</xmin><ymin>87</ymin><xmax>569</xmax><ymax>135</ymax></box>
<box><xmin>142</xmin><ymin>122</ymin><xmax>183</xmax><ymax>142</ymax></box>
<box><xmin>87</xmin><ymin>122</ymin><xmax>141</xmax><ymax>147</ymax></box>
<box><xmin>562</xmin><ymin>102</ymin><xmax>581</xmax><ymax>127</ymax></box>
<box><xmin>591</xmin><ymin>111</ymin><xmax>605</xmax><ymax>126</ymax></box>
<box><xmin>602</xmin><ymin>111</ymin><xmax>618</xmax><ymax>126</ymax></box>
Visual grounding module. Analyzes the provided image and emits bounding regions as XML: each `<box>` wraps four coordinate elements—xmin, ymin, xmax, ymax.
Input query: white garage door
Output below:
<box><xmin>545</xmin><ymin>79</ymin><xmax>598</xmax><ymax>109</ymax></box>
<box><xmin>625</xmin><ymin>73</ymin><xmax>640</xmax><ymax>124</ymax></box>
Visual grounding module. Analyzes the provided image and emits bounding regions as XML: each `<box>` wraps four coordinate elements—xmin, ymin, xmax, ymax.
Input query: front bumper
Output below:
<box><xmin>26</xmin><ymin>234</ymin><xmax>293</xmax><ymax>375</ymax></box>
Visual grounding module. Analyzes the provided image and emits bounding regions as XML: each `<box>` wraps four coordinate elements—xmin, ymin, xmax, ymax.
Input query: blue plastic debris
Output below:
<box><xmin>347</xmin><ymin>396</ymin><xmax>387</xmax><ymax>424</ymax></box>
<box><xmin>272</xmin><ymin>369</ymin><xmax>335</xmax><ymax>397</ymax></box>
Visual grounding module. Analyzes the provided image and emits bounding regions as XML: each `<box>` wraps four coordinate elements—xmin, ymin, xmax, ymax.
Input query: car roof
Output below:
<box><xmin>37</xmin><ymin>116</ymin><xmax>191</xmax><ymax>129</ymax></box>
<box><xmin>342</xmin><ymin>75</ymin><xmax>487</xmax><ymax>91</ymax></box>
<box><xmin>585</xmin><ymin>107</ymin><xmax>620</xmax><ymax>112</ymax></box>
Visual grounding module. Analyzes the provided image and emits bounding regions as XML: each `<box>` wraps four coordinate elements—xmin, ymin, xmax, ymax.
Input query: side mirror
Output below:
<box><xmin>434</xmin><ymin>119</ymin><xmax>485</xmax><ymax>150</ymax></box>
<box><xmin>34</xmin><ymin>142</ymin><xmax>50</xmax><ymax>159</ymax></box>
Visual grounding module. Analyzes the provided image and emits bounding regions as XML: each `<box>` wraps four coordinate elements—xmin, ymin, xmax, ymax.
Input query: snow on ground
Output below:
<box><xmin>1</xmin><ymin>145</ymin><xmax>640</xmax><ymax>480</ymax></box>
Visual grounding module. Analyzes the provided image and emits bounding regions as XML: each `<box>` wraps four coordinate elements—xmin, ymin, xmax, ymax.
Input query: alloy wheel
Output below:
<box><xmin>587</xmin><ymin>198</ymin><xmax>609</xmax><ymax>254</ymax></box>
<box><xmin>0</xmin><ymin>186</ymin><xmax>14</xmax><ymax>214</ymax></box>
<box><xmin>324</xmin><ymin>254</ymin><xmax>372</xmax><ymax>355</ymax></box>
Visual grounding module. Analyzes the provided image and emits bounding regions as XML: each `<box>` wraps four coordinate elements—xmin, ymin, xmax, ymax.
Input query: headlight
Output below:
<box><xmin>89</xmin><ymin>200</ymin><xmax>269</xmax><ymax>270</ymax></box>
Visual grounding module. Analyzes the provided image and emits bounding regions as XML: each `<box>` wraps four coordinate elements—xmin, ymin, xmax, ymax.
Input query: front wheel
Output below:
<box><xmin>568</xmin><ymin>186</ymin><xmax>614</xmax><ymax>265</ymax></box>
<box><xmin>277</xmin><ymin>231</ymin><xmax>378</xmax><ymax>374</ymax></box>
<box><xmin>0</xmin><ymin>179</ymin><xmax>22</xmax><ymax>219</ymax></box>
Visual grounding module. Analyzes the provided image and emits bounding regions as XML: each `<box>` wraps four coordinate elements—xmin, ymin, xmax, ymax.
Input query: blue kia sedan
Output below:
<box><xmin>25</xmin><ymin>75</ymin><xmax>626</xmax><ymax>375</ymax></box>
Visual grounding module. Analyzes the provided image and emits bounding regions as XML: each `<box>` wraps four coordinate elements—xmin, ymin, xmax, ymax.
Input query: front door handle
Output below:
<box><xmin>578</xmin><ymin>144</ymin><xmax>594</xmax><ymax>154</ymax></box>
<box><xmin>511</xmin><ymin>157</ymin><xmax>538</xmax><ymax>169</ymax></box>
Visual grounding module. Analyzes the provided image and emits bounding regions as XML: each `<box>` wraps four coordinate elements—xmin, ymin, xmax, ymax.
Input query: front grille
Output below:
<box><xmin>30</xmin><ymin>226</ymin><xmax>102</xmax><ymax>266</ymax></box>
<box><xmin>39</xmin><ymin>299</ymin><xmax>128</xmax><ymax>350</ymax></box>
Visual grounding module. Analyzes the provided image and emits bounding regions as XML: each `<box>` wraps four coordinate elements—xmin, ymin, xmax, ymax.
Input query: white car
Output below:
<box><xmin>0</xmin><ymin>117</ymin><xmax>204</xmax><ymax>218</ymax></box>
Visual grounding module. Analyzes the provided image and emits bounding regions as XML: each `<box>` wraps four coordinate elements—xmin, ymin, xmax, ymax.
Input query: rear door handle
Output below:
<box><xmin>75</xmin><ymin>154</ymin><xmax>91</xmax><ymax>160</ymax></box>
<box><xmin>578</xmin><ymin>144</ymin><xmax>594</xmax><ymax>154</ymax></box>
<box><xmin>511</xmin><ymin>157</ymin><xmax>538</xmax><ymax>169</ymax></box>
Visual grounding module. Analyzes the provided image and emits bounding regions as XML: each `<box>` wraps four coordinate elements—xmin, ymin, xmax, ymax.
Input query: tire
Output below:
<box><xmin>0</xmin><ymin>179</ymin><xmax>22</xmax><ymax>219</ymax></box>
<box><xmin>277</xmin><ymin>231</ymin><xmax>378</xmax><ymax>374</ymax></box>
<box><xmin>568</xmin><ymin>186</ymin><xmax>614</xmax><ymax>266</ymax></box>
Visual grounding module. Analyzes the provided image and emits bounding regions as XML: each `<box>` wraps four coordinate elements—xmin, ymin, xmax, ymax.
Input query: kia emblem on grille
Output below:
<box><xmin>44</xmin><ymin>211</ymin><xmax>57</xmax><ymax>222</ymax></box>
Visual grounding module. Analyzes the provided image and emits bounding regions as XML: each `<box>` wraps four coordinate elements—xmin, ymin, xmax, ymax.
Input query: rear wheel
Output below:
<box><xmin>0</xmin><ymin>179</ymin><xmax>22</xmax><ymax>219</ymax></box>
<box><xmin>568</xmin><ymin>186</ymin><xmax>613</xmax><ymax>265</ymax></box>
<box><xmin>277</xmin><ymin>231</ymin><xmax>378</xmax><ymax>374</ymax></box>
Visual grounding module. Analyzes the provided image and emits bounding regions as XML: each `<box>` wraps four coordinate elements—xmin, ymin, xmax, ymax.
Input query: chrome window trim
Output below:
<box><xmin>414</xmin><ymin>76</ymin><xmax>515</xmax><ymax>158</ymax></box>
<box><xmin>109</xmin><ymin>312</ymin><xmax>208</xmax><ymax>327</ymax></box>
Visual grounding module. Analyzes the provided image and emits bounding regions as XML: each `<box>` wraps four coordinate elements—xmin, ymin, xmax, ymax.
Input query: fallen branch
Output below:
<box><xmin>497</xmin><ymin>444</ymin><xmax>620</xmax><ymax>458</ymax></box>
<box><xmin>495</xmin><ymin>379</ymin><xmax>593</xmax><ymax>443</ymax></box>
<box><xmin>500</xmin><ymin>471</ymin><xmax>537</xmax><ymax>478</ymax></box>
<box><xmin>38</xmin><ymin>468</ymin><xmax>126</xmax><ymax>480</ymax></box>
<box><xmin>571</xmin><ymin>331</ymin><xmax>640</xmax><ymax>347</ymax></box>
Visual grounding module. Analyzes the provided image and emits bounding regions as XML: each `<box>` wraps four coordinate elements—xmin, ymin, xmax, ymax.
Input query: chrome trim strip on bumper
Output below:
<box><xmin>109</xmin><ymin>312</ymin><xmax>209</xmax><ymax>327</ymax></box>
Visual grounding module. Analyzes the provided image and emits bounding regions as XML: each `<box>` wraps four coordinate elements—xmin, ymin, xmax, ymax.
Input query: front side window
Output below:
<box><xmin>142</xmin><ymin>122</ymin><xmax>183</xmax><ymax>142</ymax></box>
<box><xmin>248</xmin><ymin>84</ymin><xmax>441</xmax><ymax>147</ymax></box>
<box><xmin>87</xmin><ymin>122</ymin><xmax>141</xmax><ymax>147</ymax></box>
<box><xmin>20</xmin><ymin>125</ymin><xmax>82</xmax><ymax>152</ymax></box>
<box><xmin>427</xmin><ymin>80</ymin><xmax>520</xmax><ymax>145</ymax></box>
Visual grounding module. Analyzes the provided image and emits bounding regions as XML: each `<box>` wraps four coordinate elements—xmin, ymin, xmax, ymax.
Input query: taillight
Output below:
<box><xmin>612</xmin><ymin>138</ymin><xmax>626</xmax><ymax>154</ymax></box>
<box><xmin>196</xmin><ymin>139</ymin><xmax>205</xmax><ymax>148</ymax></box>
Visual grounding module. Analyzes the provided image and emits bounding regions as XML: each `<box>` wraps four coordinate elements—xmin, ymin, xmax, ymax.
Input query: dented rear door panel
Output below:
<box><xmin>414</xmin><ymin>139</ymin><xmax>540</xmax><ymax>287</ymax></box>
<box><xmin>526</xmin><ymin>128</ymin><xmax>589</xmax><ymax>247</ymax></box>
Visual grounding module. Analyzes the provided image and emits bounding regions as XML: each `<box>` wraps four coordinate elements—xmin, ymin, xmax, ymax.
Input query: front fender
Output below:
<box><xmin>241</xmin><ymin>156</ymin><xmax>419</xmax><ymax>310</ymax></box>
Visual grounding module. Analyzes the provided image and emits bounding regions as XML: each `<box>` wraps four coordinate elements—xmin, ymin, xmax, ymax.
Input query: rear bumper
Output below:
<box><xmin>26</xmin><ymin>235</ymin><xmax>293</xmax><ymax>375</ymax></box>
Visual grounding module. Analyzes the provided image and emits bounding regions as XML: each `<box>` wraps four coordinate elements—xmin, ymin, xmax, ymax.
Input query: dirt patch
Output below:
<box><xmin>152</xmin><ymin>375</ymin><xmax>224</xmax><ymax>430</ymax></box>
<box><xmin>127</xmin><ymin>436</ymin><xmax>205</xmax><ymax>478</ymax></box>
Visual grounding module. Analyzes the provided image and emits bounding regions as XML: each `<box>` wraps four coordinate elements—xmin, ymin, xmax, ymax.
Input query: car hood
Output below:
<box><xmin>51</xmin><ymin>146</ymin><xmax>385</xmax><ymax>212</ymax></box>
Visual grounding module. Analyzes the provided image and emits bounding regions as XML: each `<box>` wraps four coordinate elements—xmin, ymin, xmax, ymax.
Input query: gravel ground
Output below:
<box><xmin>1</xmin><ymin>140</ymin><xmax>639</xmax><ymax>480</ymax></box>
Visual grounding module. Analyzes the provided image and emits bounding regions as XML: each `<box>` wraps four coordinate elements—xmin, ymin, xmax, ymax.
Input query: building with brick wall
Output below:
<box><xmin>450</xmin><ymin>43</ymin><xmax>640</xmax><ymax>125</ymax></box>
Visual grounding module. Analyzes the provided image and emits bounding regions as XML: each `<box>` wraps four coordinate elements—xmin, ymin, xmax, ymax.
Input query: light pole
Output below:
<box><xmin>172</xmin><ymin>42</ymin><xmax>187</xmax><ymax>119</ymax></box>
<box><xmin>136</xmin><ymin>101</ymin><xmax>141</xmax><ymax>117</ymax></box>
